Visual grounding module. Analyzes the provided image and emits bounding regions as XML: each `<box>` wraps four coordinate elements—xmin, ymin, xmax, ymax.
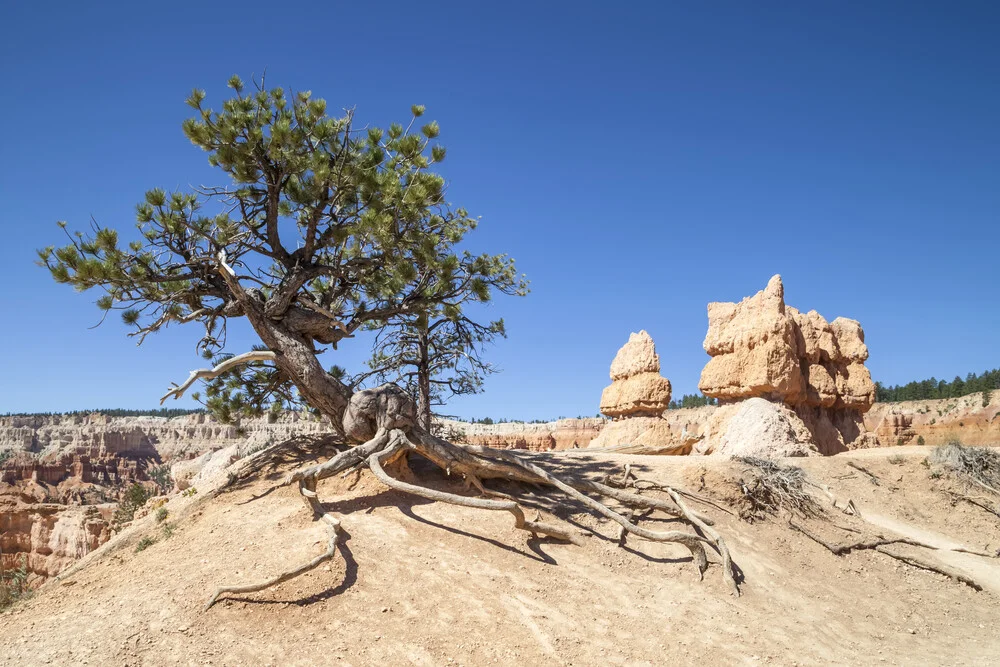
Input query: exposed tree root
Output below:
<box><xmin>945</xmin><ymin>490</ymin><xmax>1000</xmax><ymax>520</ymax></box>
<box><xmin>368</xmin><ymin>437</ymin><xmax>583</xmax><ymax>544</ymax></box>
<box><xmin>203</xmin><ymin>426</ymin><xmax>742</xmax><ymax>609</ymax></box>
<box><xmin>205</xmin><ymin>478</ymin><xmax>343</xmax><ymax>610</ymax></box>
<box><xmin>872</xmin><ymin>547</ymin><xmax>984</xmax><ymax>591</ymax></box>
<box><xmin>846</xmin><ymin>461</ymin><xmax>881</xmax><ymax>486</ymax></box>
<box><xmin>602</xmin><ymin>466</ymin><xmax>733</xmax><ymax>518</ymax></box>
<box><xmin>787</xmin><ymin>519</ymin><xmax>995</xmax><ymax>592</ymax></box>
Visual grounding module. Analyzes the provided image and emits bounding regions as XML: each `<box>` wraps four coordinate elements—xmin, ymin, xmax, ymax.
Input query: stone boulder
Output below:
<box><xmin>710</xmin><ymin>398</ymin><xmax>819</xmax><ymax>458</ymax></box>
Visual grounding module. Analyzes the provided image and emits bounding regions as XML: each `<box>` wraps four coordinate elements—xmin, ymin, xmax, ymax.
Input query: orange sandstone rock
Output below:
<box><xmin>698</xmin><ymin>275</ymin><xmax>877</xmax><ymax>454</ymax></box>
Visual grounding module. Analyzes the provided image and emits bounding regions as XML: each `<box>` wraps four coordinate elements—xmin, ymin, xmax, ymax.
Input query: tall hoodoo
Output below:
<box><xmin>698</xmin><ymin>275</ymin><xmax>876</xmax><ymax>454</ymax></box>
<box><xmin>590</xmin><ymin>331</ymin><xmax>692</xmax><ymax>454</ymax></box>
<box><xmin>600</xmin><ymin>331</ymin><xmax>673</xmax><ymax>418</ymax></box>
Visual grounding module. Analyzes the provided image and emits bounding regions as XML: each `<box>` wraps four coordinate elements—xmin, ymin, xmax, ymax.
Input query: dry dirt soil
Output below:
<box><xmin>1</xmin><ymin>444</ymin><xmax>999</xmax><ymax>666</ymax></box>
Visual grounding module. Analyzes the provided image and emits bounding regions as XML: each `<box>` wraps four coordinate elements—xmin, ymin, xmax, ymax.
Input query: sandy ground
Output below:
<box><xmin>1</xmin><ymin>444</ymin><xmax>999</xmax><ymax>666</ymax></box>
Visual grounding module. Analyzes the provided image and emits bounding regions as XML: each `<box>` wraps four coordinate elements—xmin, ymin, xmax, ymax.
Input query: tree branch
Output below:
<box><xmin>161</xmin><ymin>350</ymin><xmax>277</xmax><ymax>403</ymax></box>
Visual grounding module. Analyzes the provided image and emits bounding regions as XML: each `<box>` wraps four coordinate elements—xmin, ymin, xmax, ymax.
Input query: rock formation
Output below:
<box><xmin>0</xmin><ymin>500</ymin><xmax>111</xmax><ymax>581</ymax></box>
<box><xmin>589</xmin><ymin>332</ymin><xmax>690</xmax><ymax>453</ymax></box>
<box><xmin>438</xmin><ymin>418</ymin><xmax>604</xmax><ymax>452</ymax></box>
<box><xmin>698</xmin><ymin>275</ymin><xmax>877</xmax><ymax>455</ymax></box>
<box><xmin>0</xmin><ymin>411</ymin><xmax>331</xmax><ymax>583</ymax></box>
<box><xmin>599</xmin><ymin>331</ymin><xmax>673</xmax><ymax>418</ymax></box>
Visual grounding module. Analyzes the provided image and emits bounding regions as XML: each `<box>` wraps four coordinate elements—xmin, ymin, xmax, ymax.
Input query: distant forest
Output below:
<box><xmin>1</xmin><ymin>408</ymin><xmax>205</xmax><ymax>418</ymax></box>
<box><xmin>667</xmin><ymin>394</ymin><xmax>718</xmax><ymax>409</ymax></box>
<box><xmin>875</xmin><ymin>368</ymin><xmax>999</xmax><ymax>403</ymax></box>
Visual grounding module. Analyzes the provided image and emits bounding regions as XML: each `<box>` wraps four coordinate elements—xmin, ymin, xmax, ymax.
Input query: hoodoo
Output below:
<box><xmin>698</xmin><ymin>275</ymin><xmax>877</xmax><ymax>455</ymax></box>
<box><xmin>589</xmin><ymin>331</ymin><xmax>691</xmax><ymax>453</ymax></box>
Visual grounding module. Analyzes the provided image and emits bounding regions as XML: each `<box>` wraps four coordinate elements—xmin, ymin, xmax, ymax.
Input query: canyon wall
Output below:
<box><xmin>436</xmin><ymin>418</ymin><xmax>605</xmax><ymax>452</ymax></box>
<box><xmin>865</xmin><ymin>392</ymin><xmax>1000</xmax><ymax>448</ymax></box>
<box><xmin>0</xmin><ymin>411</ymin><xmax>330</xmax><ymax>582</ymax></box>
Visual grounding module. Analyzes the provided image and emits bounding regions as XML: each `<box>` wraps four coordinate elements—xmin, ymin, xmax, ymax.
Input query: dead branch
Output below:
<box><xmin>846</xmin><ymin>461</ymin><xmax>881</xmax><ymax>486</ymax></box>
<box><xmin>945</xmin><ymin>490</ymin><xmax>1000</xmax><ymax>519</ymax></box>
<box><xmin>804</xmin><ymin>481</ymin><xmax>861</xmax><ymax>517</ymax></box>
<box><xmin>787</xmin><ymin>519</ymin><xmax>992</xmax><ymax>591</ymax></box>
<box><xmin>930</xmin><ymin>442</ymin><xmax>1000</xmax><ymax>496</ymax></box>
<box><xmin>161</xmin><ymin>350</ymin><xmax>277</xmax><ymax>404</ymax></box>
<box><xmin>735</xmin><ymin>457</ymin><xmax>822</xmax><ymax>522</ymax></box>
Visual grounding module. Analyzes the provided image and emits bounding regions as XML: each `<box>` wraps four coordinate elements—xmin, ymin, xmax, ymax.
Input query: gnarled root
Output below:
<box><xmin>203</xmin><ymin>426</ymin><xmax>742</xmax><ymax>609</ymax></box>
<box><xmin>205</xmin><ymin>477</ymin><xmax>343</xmax><ymax>610</ymax></box>
<box><xmin>788</xmin><ymin>519</ymin><xmax>995</xmax><ymax>592</ymax></box>
<box><xmin>368</xmin><ymin>436</ymin><xmax>583</xmax><ymax>544</ymax></box>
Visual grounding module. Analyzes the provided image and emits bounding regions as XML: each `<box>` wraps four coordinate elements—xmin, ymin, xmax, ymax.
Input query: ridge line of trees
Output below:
<box><xmin>1</xmin><ymin>408</ymin><xmax>206</xmax><ymax>418</ymax></box>
<box><xmin>875</xmin><ymin>368</ymin><xmax>999</xmax><ymax>403</ymax></box>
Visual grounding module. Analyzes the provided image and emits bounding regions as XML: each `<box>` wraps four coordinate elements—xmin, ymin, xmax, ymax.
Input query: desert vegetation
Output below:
<box><xmin>38</xmin><ymin>75</ymin><xmax>742</xmax><ymax>609</ymax></box>
<box><xmin>111</xmin><ymin>483</ymin><xmax>153</xmax><ymax>531</ymax></box>
<box><xmin>0</xmin><ymin>555</ymin><xmax>31</xmax><ymax>611</ymax></box>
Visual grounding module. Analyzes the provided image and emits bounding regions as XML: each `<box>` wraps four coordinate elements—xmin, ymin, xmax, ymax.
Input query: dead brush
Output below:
<box><xmin>929</xmin><ymin>441</ymin><xmax>1000</xmax><ymax>495</ymax></box>
<box><xmin>734</xmin><ymin>456</ymin><xmax>823</xmax><ymax>523</ymax></box>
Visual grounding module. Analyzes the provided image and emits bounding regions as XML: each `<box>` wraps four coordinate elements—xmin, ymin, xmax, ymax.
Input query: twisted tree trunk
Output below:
<box><xmin>416</xmin><ymin>325</ymin><xmax>433</xmax><ymax>432</ymax></box>
<box><xmin>170</xmin><ymin>268</ymin><xmax>742</xmax><ymax>610</ymax></box>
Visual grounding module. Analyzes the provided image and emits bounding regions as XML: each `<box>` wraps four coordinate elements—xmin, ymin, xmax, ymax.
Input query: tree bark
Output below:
<box><xmin>238</xmin><ymin>295</ymin><xmax>353</xmax><ymax>433</ymax></box>
<box><xmin>416</xmin><ymin>324</ymin><xmax>432</xmax><ymax>432</ymax></box>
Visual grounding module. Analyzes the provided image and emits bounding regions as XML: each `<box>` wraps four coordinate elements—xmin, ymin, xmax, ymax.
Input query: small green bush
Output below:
<box><xmin>135</xmin><ymin>536</ymin><xmax>157</xmax><ymax>553</ymax></box>
<box><xmin>155</xmin><ymin>507</ymin><xmax>168</xmax><ymax>523</ymax></box>
<box><xmin>0</xmin><ymin>555</ymin><xmax>31</xmax><ymax>611</ymax></box>
<box><xmin>146</xmin><ymin>464</ymin><xmax>174</xmax><ymax>494</ymax></box>
<box><xmin>917</xmin><ymin>435</ymin><xmax>926</xmax><ymax>446</ymax></box>
<box><xmin>182</xmin><ymin>487</ymin><xmax>197</xmax><ymax>498</ymax></box>
<box><xmin>161</xmin><ymin>523</ymin><xmax>176</xmax><ymax>539</ymax></box>
<box><xmin>112</xmin><ymin>483</ymin><xmax>153</xmax><ymax>530</ymax></box>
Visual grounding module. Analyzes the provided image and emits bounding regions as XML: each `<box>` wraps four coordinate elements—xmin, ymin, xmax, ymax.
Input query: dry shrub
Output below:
<box><xmin>0</xmin><ymin>555</ymin><xmax>31</xmax><ymax>611</ymax></box>
<box><xmin>929</xmin><ymin>441</ymin><xmax>1000</xmax><ymax>494</ymax></box>
<box><xmin>734</xmin><ymin>456</ymin><xmax>822</xmax><ymax>523</ymax></box>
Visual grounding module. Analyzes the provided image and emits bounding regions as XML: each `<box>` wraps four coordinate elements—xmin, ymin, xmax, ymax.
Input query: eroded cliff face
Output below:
<box><xmin>0</xmin><ymin>500</ymin><xmax>111</xmax><ymax>580</ymax></box>
<box><xmin>865</xmin><ymin>393</ymin><xmax>1000</xmax><ymax>448</ymax></box>
<box><xmin>436</xmin><ymin>418</ymin><xmax>605</xmax><ymax>452</ymax></box>
<box><xmin>698</xmin><ymin>275</ymin><xmax>877</xmax><ymax>455</ymax></box>
<box><xmin>0</xmin><ymin>411</ymin><xmax>330</xmax><ymax>583</ymax></box>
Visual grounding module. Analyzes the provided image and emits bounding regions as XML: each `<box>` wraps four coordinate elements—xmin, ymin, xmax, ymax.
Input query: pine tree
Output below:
<box><xmin>40</xmin><ymin>75</ymin><xmax>740</xmax><ymax>607</ymax></box>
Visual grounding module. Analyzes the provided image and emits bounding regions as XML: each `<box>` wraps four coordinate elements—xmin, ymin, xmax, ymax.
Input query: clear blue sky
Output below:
<box><xmin>1</xmin><ymin>1</ymin><xmax>997</xmax><ymax>419</ymax></box>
